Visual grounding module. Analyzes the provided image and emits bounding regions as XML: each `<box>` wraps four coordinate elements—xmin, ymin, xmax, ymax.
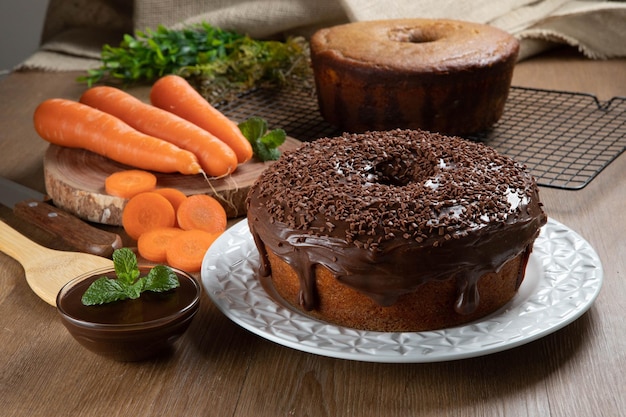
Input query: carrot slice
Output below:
<box><xmin>80</xmin><ymin>86</ymin><xmax>238</xmax><ymax>177</ymax></box>
<box><xmin>137</xmin><ymin>227</ymin><xmax>184</xmax><ymax>263</ymax></box>
<box><xmin>104</xmin><ymin>169</ymin><xmax>157</xmax><ymax>198</ymax></box>
<box><xmin>153</xmin><ymin>187</ymin><xmax>187</xmax><ymax>227</ymax></box>
<box><xmin>176</xmin><ymin>194</ymin><xmax>227</xmax><ymax>234</ymax></box>
<box><xmin>166</xmin><ymin>229</ymin><xmax>221</xmax><ymax>272</ymax></box>
<box><xmin>33</xmin><ymin>98</ymin><xmax>202</xmax><ymax>175</ymax></box>
<box><xmin>153</xmin><ymin>188</ymin><xmax>188</xmax><ymax>212</ymax></box>
<box><xmin>150</xmin><ymin>75</ymin><xmax>253</xmax><ymax>164</ymax></box>
<box><xmin>122</xmin><ymin>192</ymin><xmax>176</xmax><ymax>240</ymax></box>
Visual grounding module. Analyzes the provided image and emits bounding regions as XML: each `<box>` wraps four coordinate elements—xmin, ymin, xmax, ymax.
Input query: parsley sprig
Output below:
<box><xmin>238</xmin><ymin>117</ymin><xmax>286</xmax><ymax>161</ymax></box>
<box><xmin>78</xmin><ymin>23</ymin><xmax>312</xmax><ymax>101</ymax></box>
<box><xmin>81</xmin><ymin>248</ymin><xmax>180</xmax><ymax>306</ymax></box>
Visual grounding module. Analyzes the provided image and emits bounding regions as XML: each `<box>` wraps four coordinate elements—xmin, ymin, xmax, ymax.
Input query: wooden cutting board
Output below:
<box><xmin>43</xmin><ymin>137</ymin><xmax>301</xmax><ymax>226</ymax></box>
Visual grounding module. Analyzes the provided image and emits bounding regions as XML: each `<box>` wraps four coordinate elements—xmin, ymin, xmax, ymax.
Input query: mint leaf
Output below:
<box><xmin>261</xmin><ymin>129</ymin><xmax>286</xmax><ymax>148</ymax></box>
<box><xmin>112</xmin><ymin>247</ymin><xmax>140</xmax><ymax>285</ymax></box>
<box><xmin>143</xmin><ymin>265</ymin><xmax>180</xmax><ymax>293</ymax></box>
<box><xmin>81</xmin><ymin>277</ymin><xmax>130</xmax><ymax>305</ymax></box>
<box><xmin>238</xmin><ymin>117</ymin><xmax>286</xmax><ymax>161</ymax></box>
<box><xmin>255</xmin><ymin>141</ymin><xmax>280</xmax><ymax>162</ymax></box>
<box><xmin>238</xmin><ymin>117</ymin><xmax>267</xmax><ymax>143</ymax></box>
<box><xmin>126</xmin><ymin>277</ymin><xmax>146</xmax><ymax>300</ymax></box>
<box><xmin>81</xmin><ymin>249</ymin><xmax>180</xmax><ymax>306</ymax></box>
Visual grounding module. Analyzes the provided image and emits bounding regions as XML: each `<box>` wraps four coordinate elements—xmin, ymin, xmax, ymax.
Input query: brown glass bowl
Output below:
<box><xmin>56</xmin><ymin>266</ymin><xmax>201</xmax><ymax>362</ymax></box>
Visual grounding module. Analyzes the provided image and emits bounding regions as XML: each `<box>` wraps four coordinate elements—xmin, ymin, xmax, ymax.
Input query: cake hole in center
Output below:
<box><xmin>369</xmin><ymin>157</ymin><xmax>436</xmax><ymax>187</ymax></box>
<box><xmin>388</xmin><ymin>27</ymin><xmax>439</xmax><ymax>44</ymax></box>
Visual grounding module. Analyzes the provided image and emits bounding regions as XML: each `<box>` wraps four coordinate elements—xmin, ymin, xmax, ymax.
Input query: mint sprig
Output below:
<box><xmin>81</xmin><ymin>248</ymin><xmax>180</xmax><ymax>306</ymax></box>
<box><xmin>238</xmin><ymin>117</ymin><xmax>286</xmax><ymax>161</ymax></box>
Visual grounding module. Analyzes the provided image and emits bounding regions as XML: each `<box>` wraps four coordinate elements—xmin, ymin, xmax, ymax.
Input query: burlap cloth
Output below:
<box><xmin>17</xmin><ymin>0</ymin><xmax>626</xmax><ymax>72</ymax></box>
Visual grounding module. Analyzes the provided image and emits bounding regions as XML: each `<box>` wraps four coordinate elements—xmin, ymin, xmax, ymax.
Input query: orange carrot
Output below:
<box><xmin>33</xmin><ymin>98</ymin><xmax>202</xmax><ymax>175</ymax></box>
<box><xmin>80</xmin><ymin>86</ymin><xmax>238</xmax><ymax>177</ymax></box>
<box><xmin>153</xmin><ymin>188</ymin><xmax>188</xmax><ymax>212</ymax></box>
<box><xmin>122</xmin><ymin>192</ymin><xmax>176</xmax><ymax>240</ymax></box>
<box><xmin>153</xmin><ymin>187</ymin><xmax>187</xmax><ymax>227</ymax></box>
<box><xmin>165</xmin><ymin>229</ymin><xmax>221</xmax><ymax>272</ymax></box>
<box><xmin>104</xmin><ymin>169</ymin><xmax>157</xmax><ymax>198</ymax></box>
<box><xmin>176</xmin><ymin>194</ymin><xmax>227</xmax><ymax>234</ymax></box>
<box><xmin>150</xmin><ymin>75</ymin><xmax>253</xmax><ymax>164</ymax></box>
<box><xmin>137</xmin><ymin>227</ymin><xmax>184</xmax><ymax>263</ymax></box>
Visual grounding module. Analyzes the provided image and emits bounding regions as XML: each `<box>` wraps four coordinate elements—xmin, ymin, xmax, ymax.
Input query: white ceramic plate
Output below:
<box><xmin>201</xmin><ymin>218</ymin><xmax>603</xmax><ymax>363</ymax></box>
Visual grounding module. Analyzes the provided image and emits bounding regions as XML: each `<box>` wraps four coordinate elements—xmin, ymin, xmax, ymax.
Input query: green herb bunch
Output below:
<box><xmin>239</xmin><ymin>117</ymin><xmax>286</xmax><ymax>161</ymax></box>
<box><xmin>81</xmin><ymin>248</ymin><xmax>180</xmax><ymax>306</ymax></box>
<box><xmin>78</xmin><ymin>23</ymin><xmax>312</xmax><ymax>101</ymax></box>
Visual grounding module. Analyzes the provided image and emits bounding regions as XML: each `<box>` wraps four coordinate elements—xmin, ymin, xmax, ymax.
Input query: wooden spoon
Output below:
<box><xmin>0</xmin><ymin>220</ymin><xmax>113</xmax><ymax>306</ymax></box>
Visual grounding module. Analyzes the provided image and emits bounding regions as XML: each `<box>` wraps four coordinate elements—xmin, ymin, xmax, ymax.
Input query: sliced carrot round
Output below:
<box><xmin>176</xmin><ymin>194</ymin><xmax>227</xmax><ymax>234</ymax></box>
<box><xmin>153</xmin><ymin>187</ymin><xmax>188</xmax><ymax>227</ymax></box>
<box><xmin>105</xmin><ymin>169</ymin><xmax>157</xmax><ymax>198</ymax></box>
<box><xmin>153</xmin><ymin>187</ymin><xmax>187</xmax><ymax>212</ymax></box>
<box><xmin>122</xmin><ymin>192</ymin><xmax>176</xmax><ymax>240</ymax></box>
<box><xmin>137</xmin><ymin>226</ymin><xmax>184</xmax><ymax>263</ymax></box>
<box><xmin>166</xmin><ymin>229</ymin><xmax>221</xmax><ymax>272</ymax></box>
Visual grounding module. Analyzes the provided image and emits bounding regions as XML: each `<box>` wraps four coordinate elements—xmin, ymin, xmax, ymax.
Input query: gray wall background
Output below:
<box><xmin>0</xmin><ymin>0</ymin><xmax>49</xmax><ymax>73</ymax></box>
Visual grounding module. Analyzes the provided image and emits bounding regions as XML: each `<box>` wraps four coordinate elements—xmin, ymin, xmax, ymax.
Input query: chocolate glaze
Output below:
<box><xmin>56</xmin><ymin>266</ymin><xmax>201</xmax><ymax>361</ymax></box>
<box><xmin>247</xmin><ymin>130</ymin><xmax>547</xmax><ymax>315</ymax></box>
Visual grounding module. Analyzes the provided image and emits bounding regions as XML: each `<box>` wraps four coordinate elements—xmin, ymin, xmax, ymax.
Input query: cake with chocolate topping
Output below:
<box><xmin>247</xmin><ymin>129</ymin><xmax>547</xmax><ymax>332</ymax></box>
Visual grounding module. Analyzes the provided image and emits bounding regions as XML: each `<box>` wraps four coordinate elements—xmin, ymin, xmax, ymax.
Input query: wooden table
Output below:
<box><xmin>1</xmin><ymin>48</ymin><xmax>625</xmax><ymax>417</ymax></box>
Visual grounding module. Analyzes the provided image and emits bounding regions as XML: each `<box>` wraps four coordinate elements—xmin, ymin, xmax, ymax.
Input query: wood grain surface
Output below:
<box><xmin>0</xmin><ymin>47</ymin><xmax>625</xmax><ymax>417</ymax></box>
<box><xmin>43</xmin><ymin>137</ymin><xmax>302</xmax><ymax>225</ymax></box>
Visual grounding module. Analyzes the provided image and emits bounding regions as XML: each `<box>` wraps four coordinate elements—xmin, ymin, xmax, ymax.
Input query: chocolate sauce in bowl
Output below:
<box><xmin>58</xmin><ymin>272</ymin><xmax>198</xmax><ymax>325</ymax></box>
<box><xmin>56</xmin><ymin>267</ymin><xmax>201</xmax><ymax>361</ymax></box>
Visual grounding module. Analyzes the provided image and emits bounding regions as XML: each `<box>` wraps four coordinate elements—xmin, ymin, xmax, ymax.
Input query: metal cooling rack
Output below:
<box><xmin>468</xmin><ymin>87</ymin><xmax>625</xmax><ymax>190</ymax></box>
<box><xmin>216</xmin><ymin>86</ymin><xmax>626</xmax><ymax>190</ymax></box>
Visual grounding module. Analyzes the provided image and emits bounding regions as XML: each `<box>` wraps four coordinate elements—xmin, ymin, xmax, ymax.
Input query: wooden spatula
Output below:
<box><xmin>0</xmin><ymin>220</ymin><xmax>113</xmax><ymax>306</ymax></box>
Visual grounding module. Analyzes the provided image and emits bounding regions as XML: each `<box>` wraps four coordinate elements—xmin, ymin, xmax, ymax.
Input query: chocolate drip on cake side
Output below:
<box><xmin>246</xmin><ymin>129</ymin><xmax>547</xmax><ymax>317</ymax></box>
<box><xmin>248</xmin><ymin>216</ymin><xmax>541</xmax><ymax>315</ymax></box>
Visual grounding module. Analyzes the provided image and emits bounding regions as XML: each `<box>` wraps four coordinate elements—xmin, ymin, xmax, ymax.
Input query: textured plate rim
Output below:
<box><xmin>201</xmin><ymin>218</ymin><xmax>603</xmax><ymax>363</ymax></box>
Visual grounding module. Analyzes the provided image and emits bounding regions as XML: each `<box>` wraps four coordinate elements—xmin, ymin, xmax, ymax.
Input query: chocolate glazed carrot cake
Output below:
<box><xmin>246</xmin><ymin>129</ymin><xmax>547</xmax><ymax>332</ymax></box>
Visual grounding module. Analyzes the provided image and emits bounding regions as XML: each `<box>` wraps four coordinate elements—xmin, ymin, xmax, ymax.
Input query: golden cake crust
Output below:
<box><xmin>267</xmin><ymin>248</ymin><xmax>527</xmax><ymax>332</ymax></box>
<box><xmin>310</xmin><ymin>19</ymin><xmax>520</xmax><ymax>135</ymax></box>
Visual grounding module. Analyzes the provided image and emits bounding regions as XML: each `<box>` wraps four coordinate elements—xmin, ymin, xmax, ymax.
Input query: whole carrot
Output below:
<box><xmin>80</xmin><ymin>86</ymin><xmax>238</xmax><ymax>177</ymax></box>
<box><xmin>33</xmin><ymin>98</ymin><xmax>202</xmax><ymax>175</ymax></box>
<box><xmin>150</xmin><ymin>75</ymin><xmax>254</xmax><ymax>164</ymax></box>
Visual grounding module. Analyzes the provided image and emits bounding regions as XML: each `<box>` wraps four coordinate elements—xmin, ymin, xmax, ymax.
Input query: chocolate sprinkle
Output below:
<box><xmin>250</xmin><ymin>129</ymin><xmax>538</xmax><ymax>250</ymax></box>
<box><xmin>247</xmin><ymin>129</ymin><xmax>547</xmax><ymax>312</ymax></box>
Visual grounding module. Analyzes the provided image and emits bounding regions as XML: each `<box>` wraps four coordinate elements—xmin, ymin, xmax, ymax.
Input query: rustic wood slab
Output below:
<box><xmin>43</xmin><ymin>137</ymin><xmax>301</xmax><ymax>226</ymax></box>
